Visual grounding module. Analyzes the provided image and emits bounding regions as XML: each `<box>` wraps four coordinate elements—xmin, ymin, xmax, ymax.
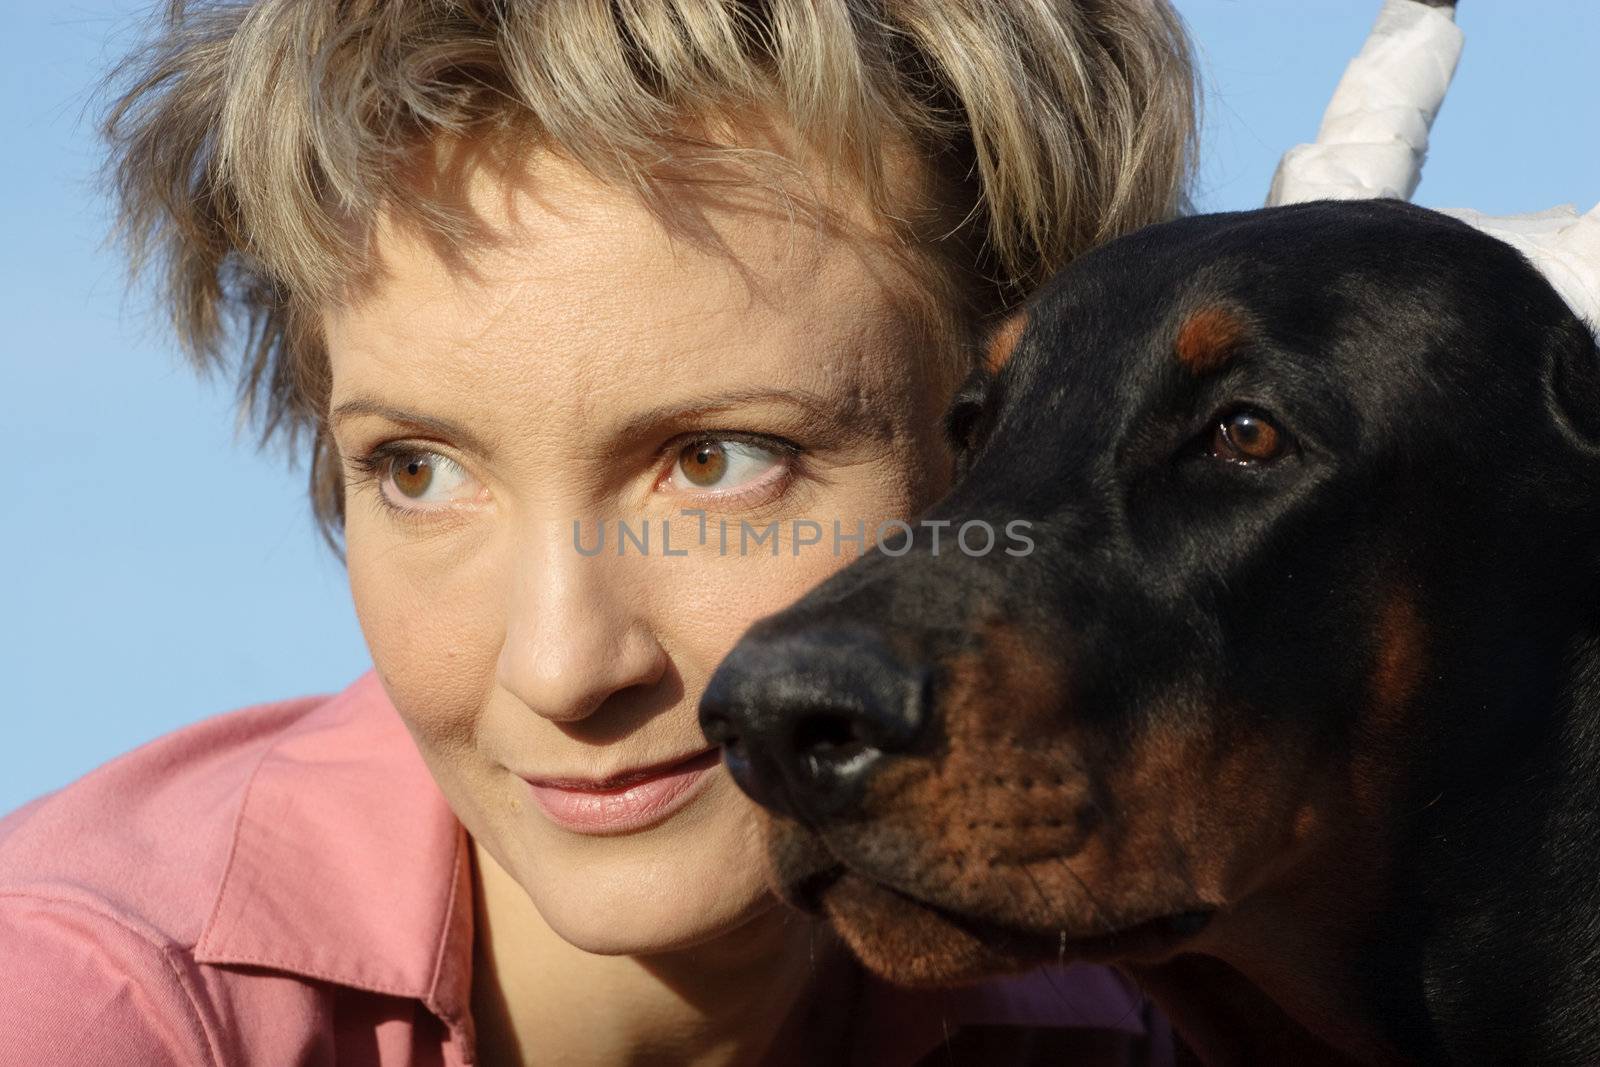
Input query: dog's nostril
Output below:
<box><xmin>793</xmin><ymin>709</ymin><xmax>871</xmax><ymax>762</ymax></box>
<box><xmin>700</xmin><ymin>709</ymin><xmax>738</xmax><ymax>747</ymax></box>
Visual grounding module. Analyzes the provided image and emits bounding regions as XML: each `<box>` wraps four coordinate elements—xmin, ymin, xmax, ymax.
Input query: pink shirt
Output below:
<box><xmin>0</xmin><ymin>670</ymin><xmax>1168</xmax><ymax>1065</ymax></box>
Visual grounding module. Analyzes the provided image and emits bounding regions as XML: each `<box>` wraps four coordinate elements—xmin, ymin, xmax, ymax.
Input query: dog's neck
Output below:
<box><xmin>1127</xmin><ymin>884</ymin><xmax>1417</xmax><ymax>1065</ymax></box>
<box><xmin>1403</xmin><ymin>628</ymin><xmax>1600</xmax><ymax>1062</ymax></box>
<box><xmin>1137</xmin><ymin>630</ymin><xmax>1600</xmax><ymax>1065</ymax></box>
<box><xmin>1127</xmin><ymin>953</ymin><xmax>1389</xmax><ymax>1066</ymax></box>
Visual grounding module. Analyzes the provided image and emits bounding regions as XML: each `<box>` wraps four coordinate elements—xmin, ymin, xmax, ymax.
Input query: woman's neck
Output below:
<box><xmin>469</xmin><ymin>836</ymin><xmax>862</xmax><ymax>1067</ymax></box>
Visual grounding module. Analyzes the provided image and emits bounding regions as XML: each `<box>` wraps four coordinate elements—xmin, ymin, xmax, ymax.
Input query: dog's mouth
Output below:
<box><xmin>787</xmin><ymin>862</ymin><xmax>1214</xmax><ymax>983</ymax></box>
<box><xmin>938</xmin><ymin>894</ymin><xmax>1217</xmax><ymax>966</ymax></box>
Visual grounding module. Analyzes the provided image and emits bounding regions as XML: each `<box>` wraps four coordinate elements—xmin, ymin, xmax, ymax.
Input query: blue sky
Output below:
<box><xmin>3</xmin><ymin>1</ymin><xmax>1595</xmax><ymax>814</ymax></box>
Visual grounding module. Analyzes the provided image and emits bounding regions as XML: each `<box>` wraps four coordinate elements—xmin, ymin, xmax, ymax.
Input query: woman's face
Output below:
<box><xmin>323</xmin><ymin>144</ymin><xmax>964</xmax><ymax>954</ymax></box>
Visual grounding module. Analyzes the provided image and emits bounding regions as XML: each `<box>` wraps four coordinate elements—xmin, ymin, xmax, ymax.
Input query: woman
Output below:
<box><xmin>0</xmin><ymin>0</ymin><xmax>1195</xmax><ymax>1062</ymax></box>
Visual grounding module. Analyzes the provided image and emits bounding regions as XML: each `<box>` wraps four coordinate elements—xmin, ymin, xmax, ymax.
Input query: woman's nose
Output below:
<box><xmin>497</xmin><ymin>523</ymin><xmax>667</xmax><ymax>723</ymax></box>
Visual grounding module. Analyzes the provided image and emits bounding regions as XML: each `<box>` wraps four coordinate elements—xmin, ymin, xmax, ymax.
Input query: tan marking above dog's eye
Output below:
<box><xmin>1210</xmin><ymin>411</ymin><xmax>1284</xmax><ymax>463</ymax></box>
<box><xmin>1175</xmin><ymin>307</ymin><xmax>1245</xmax><ymax>373</ymax></box>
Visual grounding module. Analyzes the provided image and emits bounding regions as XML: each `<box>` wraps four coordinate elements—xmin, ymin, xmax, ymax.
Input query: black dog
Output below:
<box><xmin>699</xmin><ymin>199</ymin><xmax>1600</xmax><ymax>1064</ymax></box>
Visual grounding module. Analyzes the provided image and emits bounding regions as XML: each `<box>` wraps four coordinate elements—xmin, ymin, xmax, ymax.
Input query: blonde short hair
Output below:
<box><xmin>104</xmin><ymin>0</ymin><xmax>1198</xmax><ymax>557</ymax></box>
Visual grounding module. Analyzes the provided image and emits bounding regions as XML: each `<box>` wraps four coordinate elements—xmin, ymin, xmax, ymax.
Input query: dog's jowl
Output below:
<box><xmin>700</xmin><ymin>199</ymin><xmax>1600</xmax><ymax>1065</ymax></box>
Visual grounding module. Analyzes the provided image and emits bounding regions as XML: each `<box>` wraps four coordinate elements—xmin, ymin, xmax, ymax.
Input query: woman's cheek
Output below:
<box><xmin>345</xmin><ymin>515</ymin><xmax>500</xmax><ymax>757</ymax></box>
<box><xmin>657</xmin><ymin>486</ymin><xmax>925</xmax><ymax>661</ymax></box>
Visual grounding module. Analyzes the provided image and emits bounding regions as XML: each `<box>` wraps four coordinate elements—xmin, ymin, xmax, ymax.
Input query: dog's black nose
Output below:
<box><xmin>699</xmin><ymin>626</ymin><xmax>929</xmax><ymax>822</ymax></box>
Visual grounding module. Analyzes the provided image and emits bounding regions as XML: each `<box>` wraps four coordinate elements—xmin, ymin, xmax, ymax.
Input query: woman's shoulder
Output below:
<box><xmin>0</xmin><ymin>670</ymin><xmax>474</xmax><ymax>1064</ymax></box>
<box><xmin>0</xmin><ymin>676</ymin><xmax>369</xmax><ymax>944</ymax></box>
<box><xmin>0</xmin><ymin>680</ymin><xmax>355</xmax><ymax>1065</ymax></box>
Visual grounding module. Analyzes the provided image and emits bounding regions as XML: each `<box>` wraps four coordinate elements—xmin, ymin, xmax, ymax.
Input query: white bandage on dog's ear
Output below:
<box><xmin>1266</xmin><ymin>0</ymin><xmax>1461</xmax><ymax>206</ymax></box>
<box><xmin>1268</xmin><ymin>0</ymin><xmax>1600</xmax><ymax>336</ymax></box>
<box><xmin>1435</xmin><ymin>204</ymin><xmax>1600</xmax><ymax>337</ymax></box>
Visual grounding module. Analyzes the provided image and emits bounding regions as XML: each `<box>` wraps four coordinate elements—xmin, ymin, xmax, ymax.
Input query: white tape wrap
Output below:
<box><xmin>1267</xmin><ymin>0</ymin><xmax>1462</xmax><ymax>205</ymax></box>
<box><xmin>1267</xmin><ymin>0</ymin><xmax>1600</xmax><ymax>334</ymax></box>
<box><xmin>1438</xmin><ymin>203</ymin><xmax>1600</xmax><ymax>335</ymax></box>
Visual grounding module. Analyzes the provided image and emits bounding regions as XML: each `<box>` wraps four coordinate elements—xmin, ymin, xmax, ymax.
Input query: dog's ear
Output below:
<box><xmin>1545</xmin><ymin>318</ymin><xmax>1600</xmax><ymax>454</ymax></box>
<box><xmin>1542</xmin><ymin>318</ymin><xmax>1600</xmax><ymax>605</ymax></box>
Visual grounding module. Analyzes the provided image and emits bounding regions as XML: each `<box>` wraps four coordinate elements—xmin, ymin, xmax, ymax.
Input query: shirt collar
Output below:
<box><xmin>192</xmin><ymin>670</ymin><xmax>475</xmax><ymax>1042</ymax></box>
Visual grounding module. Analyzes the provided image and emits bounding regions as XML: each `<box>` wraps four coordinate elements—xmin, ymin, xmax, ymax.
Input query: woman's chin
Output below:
<box><xmin>538</xmin><ymin>878</ymin><xmax>775</xmax><ymax>957</ymax></box>
<box><xmin>511</xmin><ymin>793</ymin><xmax>779</xmax><ymax>956</ymax></box>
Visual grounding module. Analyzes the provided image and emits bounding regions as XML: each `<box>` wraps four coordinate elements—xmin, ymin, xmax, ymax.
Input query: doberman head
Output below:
<box><xmin>700</xmin><ymin>200</ymin><xmax>1600</xmax><ymax>1064</ymax></box>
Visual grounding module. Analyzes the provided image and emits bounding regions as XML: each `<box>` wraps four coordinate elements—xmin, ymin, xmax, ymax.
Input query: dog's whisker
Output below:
<box><xmin>1019</xmin><ymin>862</ymin><xmax>1061</xmax><ymax>922</ymax></box>
<box><xmin>998</xmin><ymin>869</ymin><xmax>1074</xmax><ymax>1005</ymax></box>
<box><xmin>1045</xmin><ymin>853</ymin><xmax>1119</xmax><ymax>938</ymax></box>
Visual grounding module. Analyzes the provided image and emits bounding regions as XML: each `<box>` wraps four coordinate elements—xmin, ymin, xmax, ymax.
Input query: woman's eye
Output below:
<box><xmin>1209</xmin><ymin>410</ymin><xmax>1287</xmax><ymax>464</ymax></box>
<box><xmin>668</xmin><ymin>438</ymin><xmax>787</xmax><ymax>494</ymax></box>
<box><xmin>378</xmin><ymin>449</ymin><xmax>474</xmax><ymax>506</ymax></box>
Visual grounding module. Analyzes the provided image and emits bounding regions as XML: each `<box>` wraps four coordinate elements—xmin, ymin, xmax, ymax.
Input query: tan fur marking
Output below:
<box><xmin>1370</xmin><ymin>591</ymin><xmax>1426</xmax><ymax>719</ymax></box>
<box><xmin>982</xmin><ymin>311</ymin><xmax>1029</xmax><ymax>376</ymax></box>
<box><xmin>1347</xmin><ymin>587</ymin><xmax>1430</xmax><ymax>826</ymax></box>
<box><xmin>1175</xmin><ymin>307</ymin><xmax>1246</xmax><ymax>373</ymax></box>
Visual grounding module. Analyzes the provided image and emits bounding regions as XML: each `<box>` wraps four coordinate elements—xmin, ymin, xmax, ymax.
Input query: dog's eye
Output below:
<box><xmin>1209</xmin><ymin>410</ymin><xmax>1286</xmax><ymax>464</ymax></box>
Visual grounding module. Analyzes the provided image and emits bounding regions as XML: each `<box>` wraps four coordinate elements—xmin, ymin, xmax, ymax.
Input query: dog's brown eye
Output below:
<box><xmin>1211</xmin><ymin>411</ymin><xmax>1284</xmax><ymax>463</ymax></box>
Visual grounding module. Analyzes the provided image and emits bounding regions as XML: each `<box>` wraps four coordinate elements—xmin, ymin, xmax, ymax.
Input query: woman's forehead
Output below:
<box><xmin>322</xmin><ymin>146</ymin><xmax>945</xmax><ymax>446</ymax></box>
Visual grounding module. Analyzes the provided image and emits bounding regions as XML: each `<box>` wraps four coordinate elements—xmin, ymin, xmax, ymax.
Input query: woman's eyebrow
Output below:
<box><xmin>330</xmin><ymin>395</ymin><xmax>499</xmax><ymax>456</ymax></box>
<box><xmin>614</xmin><ymin>387</ymin><xmax>845</xmax><ymax>442</ymax></box>
<box><xmin>332</xmin><ymin>385</ymin><xmax>853</xmax><ymax>456</ymax></box>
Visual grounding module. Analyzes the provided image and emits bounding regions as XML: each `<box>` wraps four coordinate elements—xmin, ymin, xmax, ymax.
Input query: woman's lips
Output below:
<box><xmin>522</xmin><ymin>747</ymin><xmax>722</xmax><ymax>835</ymax></box>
